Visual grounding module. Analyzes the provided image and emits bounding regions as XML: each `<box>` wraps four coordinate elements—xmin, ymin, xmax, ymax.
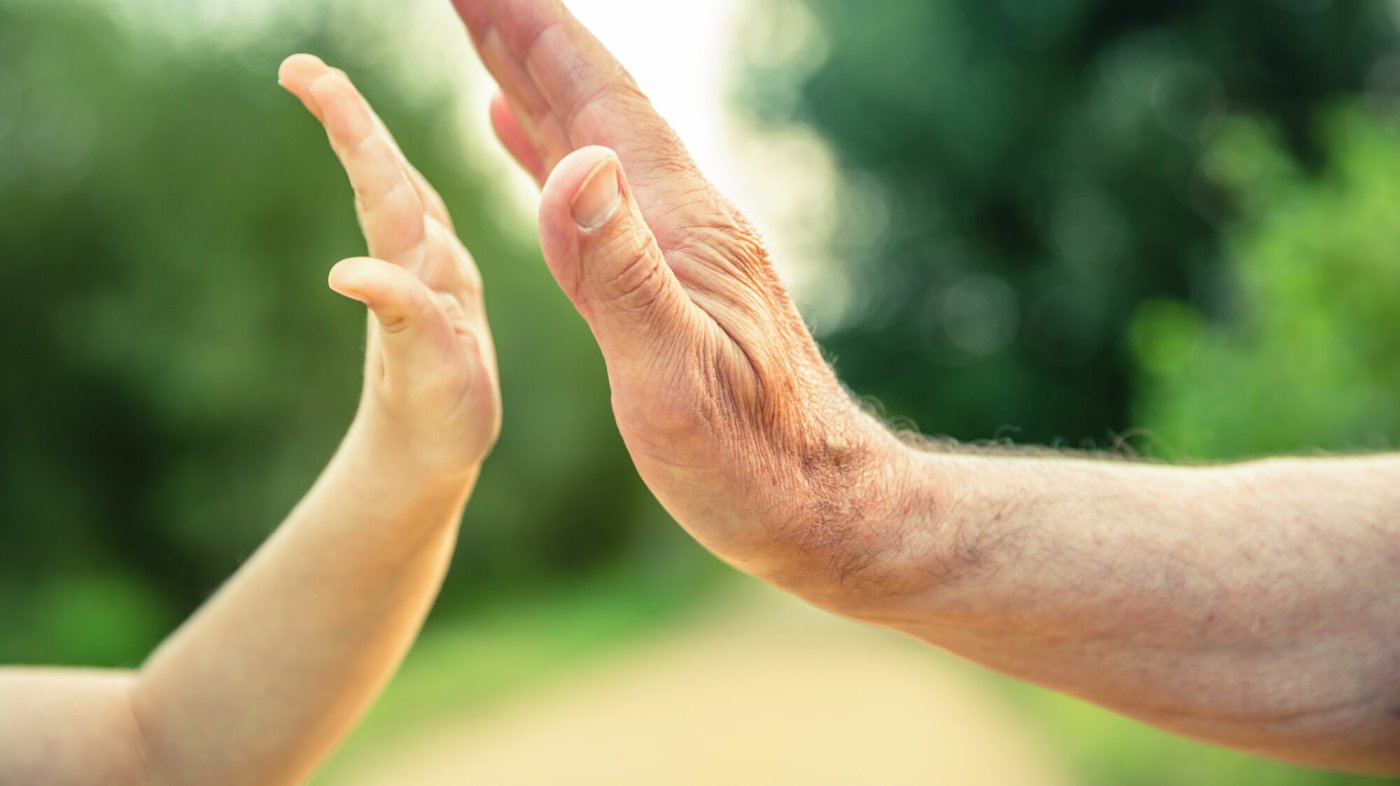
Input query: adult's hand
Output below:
<box><xmin>450</xmin><ymin>0</ymin><xmax>921</xmax><ymax>599</ymax></box>
<box><xmin>450</xmin><ymin>0</ymin><xmax>1400</xmax><ymax>775</ymax></box>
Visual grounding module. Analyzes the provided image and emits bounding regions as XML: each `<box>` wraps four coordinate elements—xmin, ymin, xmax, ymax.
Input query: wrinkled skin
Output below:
<box><xmin>453</xmin><ymin>0</ymin><xmax>927</xmax><ymax>595</ymax></box>
<box><xmin>444</xmin><ymin>2</ymin><xmax>1400</xmax><ymax>775</ymax></box>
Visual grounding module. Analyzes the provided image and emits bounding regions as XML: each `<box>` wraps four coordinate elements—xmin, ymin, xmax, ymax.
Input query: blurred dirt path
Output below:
<box><xmin>328</xmin><ymin>586</ymin><xmax>1075</xmax><ymax>786</ymax></box>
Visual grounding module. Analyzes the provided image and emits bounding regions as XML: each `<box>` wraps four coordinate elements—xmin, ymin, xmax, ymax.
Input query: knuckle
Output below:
<box><xmin>566</xmin><ymin>73</ymin><xmax>645</xmax><ymax>132</ymax></box>
<box><xmin>671</xmin><ymin>218</ymin><xmax>772</xmax><ymax>276</ymax></box>
<box><xmin>365</xmin><ymin>177</ymin><xmax>420</xmax><ymax>218</ymax></box>
<box><xmin>569</xmin><ymin>87</ymin><xmax>695</xmax><ymax>176</ymax></box>
<box><xmin>594</xmin><ymin>224</ymin><xmax>667</xmax><ymax>315</ymax></box>
<box><xmin>377</xmin><ymin>312</ymin><xmax>412</xmax><ymax>334</ymax></box>
<box><xmin>378</xmin><ymin>288</ymin><xmax>432</xmax><ymax>335</ymax></box>
<box><xmin>604</xmin><ymin>247</ymin><xmax>664</xmax><ymax>315</ymax></box>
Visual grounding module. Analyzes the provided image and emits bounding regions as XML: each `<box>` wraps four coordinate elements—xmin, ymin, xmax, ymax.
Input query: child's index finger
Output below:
<box><xmin>307</xmin><ymin>71</ymin><xmax>428</xmax><ymax>270</ymax></box>
<box><xmin>278</xmin><ymin>53</ymin><xmax>329</xmax><ymax>122</ymax></box>
<box><xmin>312</xmin><ymin>73</ymin><xmax>377</xmax><ymax>153</ymax></box>
<box><xmin>280</xmin><ymin>54</ymin><xmax>451</xmax><ymax>230</ymax></box>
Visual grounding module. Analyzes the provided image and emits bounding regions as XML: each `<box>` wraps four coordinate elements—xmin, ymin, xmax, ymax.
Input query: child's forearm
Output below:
<box><xmin>0</xmin><ymin>58</ymin><xmax>499</xmax><ymax>786</ymax></box>
<box><xmin>130</xmin><ymin>416</ymin><xmax>473</xmax><ymax>786</ymax></box>
<box><xmin>0</xmin><ymin>420</ymin><xmax>471</xmax><ymax>786</ymax></box>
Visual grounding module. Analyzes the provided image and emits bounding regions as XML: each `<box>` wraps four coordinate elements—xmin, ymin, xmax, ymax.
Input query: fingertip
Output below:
<box><xmin>542</xmin><ymin>146</ymin><xmax>620</xmax><ymax>210</ymax></box>
<box><xmin>278</xmin><ymin>53</ymin><xmax>325</xmax><ymax>85</ymax></box>
<box><xmin>279</xmin><ymin>53</ymin><xmax>330</xmax><ymax>120</ymax></box>
<box><xmin>540</xmin><ymin>146</ymin><xmax>621</xmax><ymax>245</ymax></box>
<box><xmin>570</xmin><ymin>155</ymin><xmax>622</xmax><ymax>229</ymax></box>
<box><xmin>328</xmin><ymin>257</ymin><xmax>374</xmax><ymax>305</ymax></box>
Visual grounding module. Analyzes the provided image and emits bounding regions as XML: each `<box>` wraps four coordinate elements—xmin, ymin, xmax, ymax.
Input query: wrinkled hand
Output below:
<box><xmin>280</xmin><ymin>54</ymin><xmax>501</xmax><ymax>480</ymax></box>
<box><xmin>452</xmin><ymin>1</ymin><xmax>915</xmax><ymax>593</ymax></box>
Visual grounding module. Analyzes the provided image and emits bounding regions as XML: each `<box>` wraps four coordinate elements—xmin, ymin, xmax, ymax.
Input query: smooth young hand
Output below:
<box><xmin>0</xmin><ymin>57</ymin><xmax>505</xmax><ymax>786</ymax></box>
<box><xmin>280</xmin><ymin>54</ymin><xmax>501</xmax><ymax>480</ymax></box>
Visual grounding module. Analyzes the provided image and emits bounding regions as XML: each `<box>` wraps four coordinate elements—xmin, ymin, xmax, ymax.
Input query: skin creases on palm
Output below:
<box><xmin>451</xmin><ymin>0</ymin><xmax>908</xmax><ymax>578</ymax></box>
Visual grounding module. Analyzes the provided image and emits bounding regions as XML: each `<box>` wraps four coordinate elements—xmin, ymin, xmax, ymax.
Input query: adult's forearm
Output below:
<box><xmin>829</xmin><ymin>449</ymin><xmax>1400</xmax><ymax>773</ymax></box>
<box><xmin>131</xmin><ymin>419</ymin><xmax>472</xmax><ymax>786</ymax></box>
<box><xmin>437</xmin><ymin>0</ymin><xmax>1394</xmax><ymax>768</ymax></box>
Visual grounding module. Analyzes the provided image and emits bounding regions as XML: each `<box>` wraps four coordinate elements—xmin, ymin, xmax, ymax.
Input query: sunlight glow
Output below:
<box><xmin>547</xmin><ymin>1</ymin><xmax>842</xmax><ymax>317</ymax></box>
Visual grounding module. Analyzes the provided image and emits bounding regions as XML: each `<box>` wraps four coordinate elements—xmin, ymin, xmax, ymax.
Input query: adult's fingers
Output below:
<box><xmin>453</xmin><ymin>0</ymin><xmax>720</xmax><ymax>243</ymax></box>
<box><xmin>489</xmin><ymin>92</ymin><xmax>546</xmax><ymax>184</ymax></box>
<box><xmin>470</xmin><ymin>22</ymin><xmax>571</xmax><ymax>171</ymax></box>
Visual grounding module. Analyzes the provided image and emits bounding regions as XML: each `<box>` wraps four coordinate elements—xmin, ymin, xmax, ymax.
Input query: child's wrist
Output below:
<box><xmin>340</xmin><ymin>410</ymin><xmax>482</xmax><ymax>496</ymax></box>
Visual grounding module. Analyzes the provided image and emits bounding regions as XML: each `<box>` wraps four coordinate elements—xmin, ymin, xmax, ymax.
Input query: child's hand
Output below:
<box><xmin>279</xmin><ymin>54</ymin><xmax>500</xmax><ymax>480</ymax></box>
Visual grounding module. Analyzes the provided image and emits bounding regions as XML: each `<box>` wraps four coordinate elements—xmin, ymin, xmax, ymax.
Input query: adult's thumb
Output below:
<box><xmin>539</xmin><ymin>146</ymin><xmax>692</xmax><ymax>365</ymax></box>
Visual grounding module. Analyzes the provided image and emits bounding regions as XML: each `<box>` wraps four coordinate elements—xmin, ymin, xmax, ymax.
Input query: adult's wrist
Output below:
<box><xmin>761</xmin><ymin>420</ymin><xmax>961</xmax><ymax>621</ymax></box>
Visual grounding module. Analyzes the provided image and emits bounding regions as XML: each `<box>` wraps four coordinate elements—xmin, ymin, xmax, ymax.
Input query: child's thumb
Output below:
<box><xmin>329</xmin><ymin>257</ymin><xmax>448</xmax><ymax>372</ymax></box>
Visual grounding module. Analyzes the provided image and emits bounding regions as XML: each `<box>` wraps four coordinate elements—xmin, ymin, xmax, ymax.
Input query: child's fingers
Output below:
<box><xmin>329</xmin><ymin>257</ymin><xmax>455</xmax><ymax>377</ymax></box>
<box><xmin>405</xmin><ymin>161</ymin><xmax>456</xmax><ymax>232</ymax></box>
<box><xmin>283</xmin><ymin>54</ymin><xmax>455</xmax><ymax>232</ymax></box>
<box><xmin>307</xmin><ymin>72</ymin><xmax>428</xmax><ymax>270</ymax></box>
<box><xmin>278</xmin><ymin>53</ymin><xmax>329</xmax><ymax>121</ymax></box>
<box><xmin>426</xmin><ymin>220</ymin><xmax>484</xmax><ymax>319</ymax></box>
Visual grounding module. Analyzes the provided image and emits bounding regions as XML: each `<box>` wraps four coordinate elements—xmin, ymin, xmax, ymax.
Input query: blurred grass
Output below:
<box><xmin>322</xmin><ymin>572</ymin><xmax>1399</xmax><ymax>785</ymax></box>
<box><xmin>313</xmin><ymin>566</ymin><xmax>722</xmax><ymax>783</ymax></box>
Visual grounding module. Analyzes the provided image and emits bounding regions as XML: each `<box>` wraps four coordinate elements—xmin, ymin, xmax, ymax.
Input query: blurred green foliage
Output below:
<box><xmin>1133</xmin><ymin>106</ymin><xmax>1400</xmax><ymax>458</ymax></box>
<box><xmin>741</xmin><ymin>1</ymin><xmax>1400</xmax><ymax>783</ymax></box>
<box><xmin>0</xmin><ymin>0</ymin><xmax>698</xmax><ymax>667</ymax></box>
<box><xmin>738</xmin><ymin>0</ymin><xmax>1400</xmax><ymax>447</ymax></box>
<box><xmin>3</xmin><ymin>0</ymin><xmax>1399</xmax><ymax>781</ymax></box>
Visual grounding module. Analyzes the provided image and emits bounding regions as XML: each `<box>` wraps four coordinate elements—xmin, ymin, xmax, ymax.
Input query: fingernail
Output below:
<box><xmin>571</xmin><ymin>156</ymin><xmax>622</xmax><ymax>229</ymax></box>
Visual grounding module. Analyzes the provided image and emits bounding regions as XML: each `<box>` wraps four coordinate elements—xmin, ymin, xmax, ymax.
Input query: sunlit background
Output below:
<box><xmin>3</xmin><ymin>0</ymin><xmax>1400</xmax><ymax>783</ymax></box>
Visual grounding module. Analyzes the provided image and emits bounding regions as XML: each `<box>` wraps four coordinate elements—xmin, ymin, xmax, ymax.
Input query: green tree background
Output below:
<box><xmin>1133</xmin><ymin>106</ymin><xmax>1400</xmax><ymax>459</ymax></box>
<box><xmin>2</xmin><ymin>0</ymin><xmax>1398</xmax><ymax>783</ymax></box>
<box><xmin>0</xmin><ymin>0</ymin><xmax>696</xmax><ymax>667</ymax></box>
<box><xmin>737</xmin><ymin>0</ymin><xmax>1400</xmax><ymax>449</ymax></box>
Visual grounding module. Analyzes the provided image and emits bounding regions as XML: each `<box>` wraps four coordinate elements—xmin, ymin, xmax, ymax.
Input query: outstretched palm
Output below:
<box><xmin>452</xmin><ymin>1</ymin><xmax>906</xmax><ymax>586</ymax></box>
<box><xmin>280</xmin><ymin>54</ymin><xmax>501</xmax><ymax>475</ymax></box>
